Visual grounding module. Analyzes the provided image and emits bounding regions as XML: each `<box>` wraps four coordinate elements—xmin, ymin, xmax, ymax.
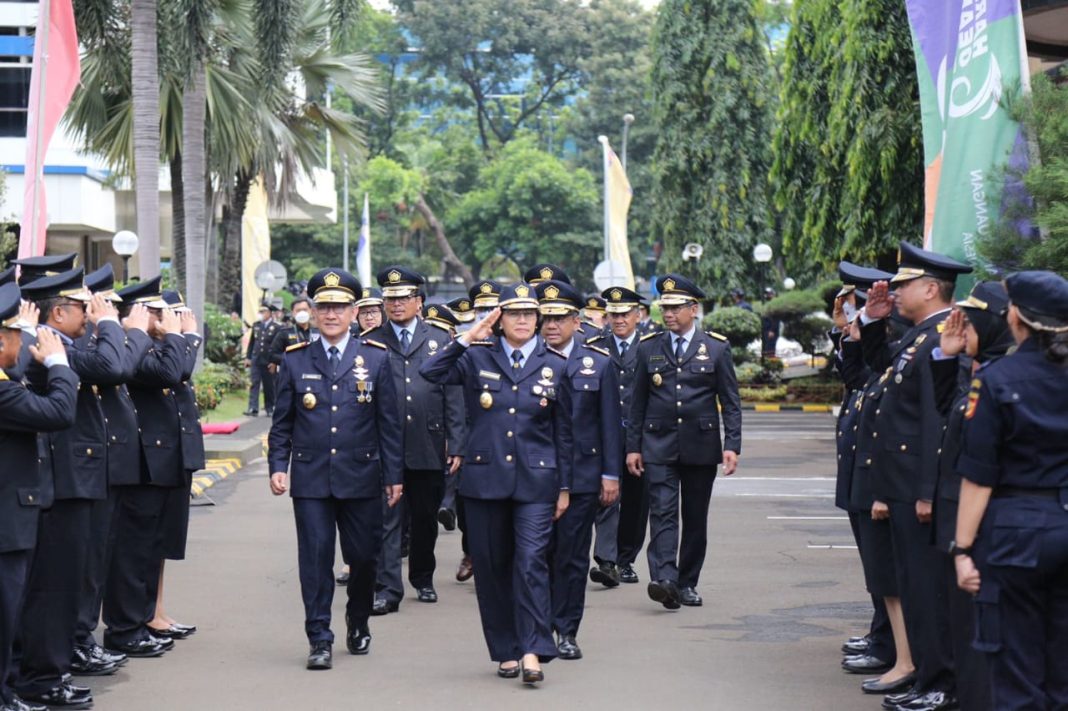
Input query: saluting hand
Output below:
<box><xmin>939</xmin><ymin>309</ymin><xmax>967</xmax><ymax>357</ymax></box>
<box><xmin>832</xmin><ymin>295</ymin><xmax>848</xmax><ymax>330</ymax></box>
<box><xmin>460</xmin><ymin>308</ymin><xmax>501</xmax><ymax>344</ymax></box>
<box><xmin>30</xmin><ymin>328</ymin><xmax>65</xmax><ymax>364</ymax></box>
<box><xmin>270</xmin><ymin>472</ymin><xmax>288</xmax><ymax>495</ymax></box>
<box><xmin>87</xmin><ymin>293</ymin><xmax>118</xmax><ymax>324</ymax></box>
<box><xmin>18</xmin><ymin>300</ymin><xmax>39</xmax><ymax>329</ymax></box>
<box><xmin>864</xmin><ymin>281</ymin><xmax>893</xmax><ymax>320</ymax></box>
<box><xmin>123</xmin><ymin>303</ymin><xmax>150</xmax><ymax>333</ymax></box>
<box><xmin>180</xmin><ymin>311</ymin><xmax>199</xmax><ymax>334</ymax></box>
<box><xmin>160</xmin><ymin>309</ymin><xmax>182</xmax><ymax>335</ymax></box>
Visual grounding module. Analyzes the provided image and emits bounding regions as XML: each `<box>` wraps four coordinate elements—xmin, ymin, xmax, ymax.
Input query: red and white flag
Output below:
<box><xmin>19</xmin><ymin>0</ymin><xmax>81</xmax><ymax>258</ymax></box>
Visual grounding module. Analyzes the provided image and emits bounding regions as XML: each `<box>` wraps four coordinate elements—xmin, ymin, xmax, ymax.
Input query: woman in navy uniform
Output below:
<box><xmin>0</xmin><ymin>283</ymin><xmax>79</xmax><ymax>711</ymax></box>
<box><xmin>420</xmin><ymin>283</ymin><xmax>573</xmax><ymax>684</ymax></box>
<box><xmin>954</xmin><ymin>271</ymin><xmax>1068</xmax><ymax>711</ymax></box>
<box><xmin>268</xmin><ymin>268</ymin><xmax>403</xmax><ymax>670</ymax></box>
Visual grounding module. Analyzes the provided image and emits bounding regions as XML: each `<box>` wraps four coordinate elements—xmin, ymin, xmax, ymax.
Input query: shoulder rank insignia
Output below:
<box><xmin>0</xmin><ymin>368</ymin><xmax>8</xmax><ymax>381</ymax></box>
<box><xmin>937</xmin><ymin>322</ymin><xmax>946</xmax><ymax>334</ymax></box>
<box><xmin>707</xmin><ymin>331</ymin><xmax>728</xmax><ymax>342</ymax></box>
<box><xmin>640</xmin><ymin>332</ymin><xmax>660</xmax><ymax>342</ymax></box>
<box><xmin>586</xmin><ymin>335</ymin><xmax>604</xmax><ymax>344</ymax></box>
<box><xmin>363</xmin><ymin>339</ymin><xmax>388</xmax><ymax>350</ymax></box>
<box><xmin>359</xmin><ymin>327</ymin><xmax>376</xmax><ymax>337</ymax></box>
<box><xmin>546</xmin><ymin>346</ymin><xmax>568</xmax><ymax>359</ymax></box>
<box><xmin>427</xmin><ymin>321</ymin><xmax>451</xmax><ymax>332</ymax></box>
<box><xmin>285</xmin><ymin>341</ymin><xmax>311</xmax><ymax>352</ymax></box>
<box><xmin>469</xmin><ymin>340</ymin><xmax>494</xmax><ymax>347</ymax></box>
<box><xmin>584</xmin><ymin>344</ymin><xmax>610</xmax><ymax>357</ymax></box>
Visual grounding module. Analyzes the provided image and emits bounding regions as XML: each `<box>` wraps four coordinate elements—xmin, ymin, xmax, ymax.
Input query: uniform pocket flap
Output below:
<box><xmin>476</xmin><ymin>378</ymin><xmax>502</xmax><ymax>392</ymax></box>
<box><xmin>527</xmin><ymin>448</ymin><xmax>556</xmax><ymax>468</ymax></box>
<box><xmin>426</xmin><ymin>419</ymin><xmax>443</xmax><ymax>432</ymax></box>
<box><xmin>73</xmin><ymin>442</ymin><xmax>104</xmax><ymax>458</ymax></box>
<box><xmin>698</xmin><ymin>417</ymin><xmax>718</xmax><ymax>431</ymax></box>
<box><xmin>293</xmin><ymin>448</ymin><xmax>315</xmax><ymax>461</ymax></box>
<box><xmin>354</xmin><ymin>447</ymin><xmax>379</xmax><ymax>462</ymax></box>
<box><xmin>578</xmin><ymin>440</ymin><xmax>600</xmax><ymax>456</ymax></box>
<box><xmin>17</xmin><ymin>488</ymin><xmax>42</xmax><ymax>506</ymax></box>
<box><xmin>645</xmin><ymin>419</ymin><xmax>662</xmax><ymax>432</ymax></box>
<box><xmin>572</xmin><ymin>376</ymin><xmax>600</xmax><ymax>392</ymax></box>
<box><xmin>689</xmin><ymin>362</ymin><xmax>716</xmax><ymax>374</ymax></box>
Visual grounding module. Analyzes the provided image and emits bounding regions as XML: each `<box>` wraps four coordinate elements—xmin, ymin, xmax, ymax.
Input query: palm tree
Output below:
<box><xmin>130</xmin><ymin>0</ymin><xmax>161</xmax><ymax>277</ymax></box>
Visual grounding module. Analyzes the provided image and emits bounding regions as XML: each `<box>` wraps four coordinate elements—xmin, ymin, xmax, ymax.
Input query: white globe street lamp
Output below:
<box><xmin>112</xmin><ymin>230</ymin><xmax>139</xmax><ymax>283</ymax></box>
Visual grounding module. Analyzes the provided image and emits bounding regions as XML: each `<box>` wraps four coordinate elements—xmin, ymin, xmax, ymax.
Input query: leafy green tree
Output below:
<box><xmin>448</xmin><ymin>136</ymin><xmax>601</xmax><ymax>288</ymax></box>
<box><xmin>649</xmin><ymin>0</ymin><xmax>773</xmax><ymax>297</ymax></box>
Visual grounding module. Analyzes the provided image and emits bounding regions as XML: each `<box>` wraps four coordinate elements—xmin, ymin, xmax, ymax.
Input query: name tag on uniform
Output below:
<box><xmin>478</xmin><ymin>370</ymin><xmax>501</xmax><ymax>381</ymax></box>
<box><xmin>302</xmin><ymin>373</ymin><xmax>323</xmax><ymax>380</ymax></box>
<box><xmin>649</xmin><ymin>355</ymin><xmax>666</xmax><ymax>364</ymax></box>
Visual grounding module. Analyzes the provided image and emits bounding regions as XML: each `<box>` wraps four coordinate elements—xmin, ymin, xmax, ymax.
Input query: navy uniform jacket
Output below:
<box><xmin>863</xmin><ymin>312</ymin><xmax>958</xmax><ymax>503</ymax></box>
<box><xmin>368</xmin><ymin>319</ymin><xmax>466</xmax><ymax>471</ymax></box>
<box><xmin>419</xmin><ymin>337</ymin><xmax>574</xmax><ymax>503</ymax></box>
<box><xmin>626</xmin><ymin>329</ymin><xmax>743</xmax><ymax>466</ymax></box>
<box><xmin>27</xmin><ymin>320</ymin><xmax>126</xmax><ymax>500</ymax></box>
<box><xmin>588</xmin><ymin>332</ymin><xmax>640</xmax><ymax>432</ymax></box>
<box><xmin>833</xmin><ymin>337</ymin><xmax>870</xmax><ymax>511</ymax></box>
<box><xmin>268</xmin><ymin>336</ymin><xmax>403</xmax><ymax>499</ymax></box>
<box><xmin>127</xmin><ymin>334</ymin><xmax>190</xmax><ymax>487</ymax></box>
<box><xmin>0</xmin><ymin>363</ymin><xmax>79</xmax><ymax>553</ymax></box>
<box><xmin>247</xmin><ymin>320</ymin><xmax>279</xmax><ymax>366</ymax></box>
<box><xmin>98</xmin><ymin>328</ymin><xmax>153</xmax><ymax>486</ymax></box>
<box><xmin>268</xmin><ymin>324</ymin><xmax>317</xmax><ymax>366</ymax></box>
<box><xmin>959</xmin><ymin>338</ymin><xmax>1068</xmax><ymax>491</ymax></box>
<box><xmin>563</xmin><ymin>342</ymin><xmax>623</xmax><ymax>494</ymax></box>
<box><xmin>173</xmin><ymin>333</ymin><xmax>206</xmax><ymax>472</ymax></box>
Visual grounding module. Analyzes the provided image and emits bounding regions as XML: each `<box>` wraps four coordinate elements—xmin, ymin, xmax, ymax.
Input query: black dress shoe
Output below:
<box><xmin>69</xmin><ymin>646</ymin><xmax>117</xmax><ymax>677</ymax></box>
<box><xmin>9</xmin><ymin>696</ymin><xmax>48</xmax><ymax>711</ymax></box>
<box><xmin>497</xmin><ymin>663</ymin><xmax>520</xmax><ymax>679</ymax></box>
<box><xmin>647</xmin><ymin>580</ymin><xmax>681</xmax><ymax>610</ymax></box>
<box><xmin>143</xmin><ymin>630</ymin><xmax>176</xmax><ymax>650</ymax></box>
<box><xmin>336</xmin><ymin>571</ymin><xmax>350</xmax><ymax>586</ymax></box>
<box><xmin>169</xmin><ymin>622</ymin><xmax>197</xmax><ymax>635</ymax></box>
<box><xmin>521</xmin><ymin>663</ymin><xmax>544</xmax><ymax>685</ymax></box>
<box><xmin>104</xmin><ymin>637</ymin><xmax>167</xmax><ymax>658</ymax></box>
<box><xmin>842</xmin><ymin>636</ymin><xmax>871</xmax><ymax>655</ymax></box>
<box><xmin>371</xmin><ymin>598</ymin><xmax>400</xmax><ymax>616</ymax></box>
<box><xmin>456</xmin><ymin>556</ymin><xmax>474</xmax><ymax>582</ymax></box>
<box><xmin>896</xmin><ymin>691</ymin><xmax>959</xmax><ymax>710</ymax></box>
<box><xmin>346</xmin><ymin>627</ymin><xmax>371</xmax><ymax>655</ymax></box>
<box><xmin>882</xmin><ymin>689</ymin><xmax>921</xmax><ymax>709</ymax></box>
<box><xmin>437</xmin><ymin>507</ymin><xmax>457</xmax><ymax>531</ymax></box>
<box><xmin>619</xmin><ymin>564</ymin><xmax>639</xmax><ymax>584</ymax></box>
<box><xmin>842</xmin><ymin>654</ymin><xmax>893</xmax><ymax>674</ymax></box>
<box><xmin>306</xmin><ymin>641</ymin><xmax>332</xmax><ymax>670</ymax></box>
<box><xmin>589</xmin><ymin>562</ymin><xmax>621</xmax><ymax>588</ymax></box>
<box><xmin>20</xmin><ymin>682</ymin><xmax>92</xmax><ymax>710</ymax></box>
<box><xmin>678</xmin><ymin>587</ymin><xmax>703</xmax><ymax>607</ymax></box>
<box><xmin>86</xmin><ymin>643</ymin><xmax>127</xmax><ymax>667</ymax></box>
<box><xmin>416</xmin><ymin>587</ymin><xmax>438</xmax><ymax>603</ymax></box>
<box><xmin>242</xmin><ymin>409</ymin><xmax>258</xmax><ymax>417</ymax></box>
<box><xmin>557</xmin><ymin>635</ymin><xmax>582</xmax><ymax>660</ymax></box>
<box><xmin>147</xmin><ymin>624</ymin><xmax>194</xmax><ymax>640</ymax></box>
<box><xmin>862</xmin><ymin>674</ymin><xmax>916</xmax><ymax>695</ymax></box>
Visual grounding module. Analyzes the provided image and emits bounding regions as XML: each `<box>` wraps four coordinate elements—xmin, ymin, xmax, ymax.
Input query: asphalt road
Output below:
<box><xmin>88</xmin><ymin>412</ymin><xmax>881</xmax><ymax>710</ymax></box>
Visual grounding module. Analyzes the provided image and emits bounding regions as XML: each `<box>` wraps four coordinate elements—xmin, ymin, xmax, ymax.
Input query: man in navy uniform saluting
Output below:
<box><xmin>535</xmin><ymin>279</ymin><xmax>621</xmax><ymax>661</ymax></box>
<box><xmin>0</xmin><ymin>282</ymin><xmax>79</xmax><ymax>711</ymax></box>
<box><xmin>268</xmin><ymin>268</ymin><xmax>403</xmax><ymax>670</ymax></box>
<box><xmin>626</xmin><ymin>274</ymin><xmax>742</xmax><ymax>610</ymax></box>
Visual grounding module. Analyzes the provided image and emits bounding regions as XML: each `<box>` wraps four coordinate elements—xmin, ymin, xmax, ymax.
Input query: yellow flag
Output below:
<box><xmin>241</xmin><ymin>176</ymin><xmax>271</xmax><ymax>324</ymax></box>
<box><xmin>602</xmin><ymin>139</ymin><xmax>635</xmax><ymax>289</ymax></box>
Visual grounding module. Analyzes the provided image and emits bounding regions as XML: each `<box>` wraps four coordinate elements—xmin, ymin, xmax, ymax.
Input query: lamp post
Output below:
<box><xmin>112</xmin><ymin>230</ymin><xmax>139</xmax><ymax>283</ymax></box>
<box><xmin>753</xmin><ymin>243</ymin><xmax>772</xmax><ymax>290</ymax></box>
<box><xmin>621</xmin><ymin>113</ymin><xmax>635</xmax><ymax>173</ymax></box>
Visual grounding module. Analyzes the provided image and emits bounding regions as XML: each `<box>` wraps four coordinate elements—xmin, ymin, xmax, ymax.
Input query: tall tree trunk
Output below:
<box><xmin>182</xmin><ymin>64</ymin><xmax>207</xmax><ymax>363</ymax></box>
<box><xmin>414</xmin><ymin>194</ymin><xmax>474</xmax><ymax>288</ymax></box>
<box><xmin>170</xmin><ymin>152</ymin><xmax>186</xmax><ymax>293</ymax></box>
<box><xmin>218</xmin><ymin>170</ymin><xmax>253</xmax><ymax>312</ymax></box>
<box><xmin>131</xmin><ymin>0</ymin><xmax>160</xmax><ymax>278</ymax></box>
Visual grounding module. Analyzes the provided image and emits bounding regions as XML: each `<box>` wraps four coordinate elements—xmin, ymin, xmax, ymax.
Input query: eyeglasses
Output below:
<box><xmin>315</xmin><ymin>303</ymin><xmax>352</xmax><ymax>314</ymax></box>
<box><xmin>58</xmin><ymin>301</ymin><xmax>87</xmax><ymax>312</ymax></box>
<box><xmin>661</xmin><ymin>304</ymin><xmax>694</xmax><ymax>313</ymax></box>
<box><xmin>384</xmin><ymin>295</ymin><xmax>417</xmax><ymax>303</ymax></box>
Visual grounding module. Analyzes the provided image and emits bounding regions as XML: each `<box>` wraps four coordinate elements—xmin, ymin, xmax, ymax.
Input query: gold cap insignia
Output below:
<box><xmin>611</xmin><ymin>289</ymin><xmax>622</xmax><ymax>301</ymax></box>
<box><xmin>325</xmin><ymin>272</ymin><xmax>341</xmax><ymax>288</ymax></box>
<box><xmin>388</xmin><ymin>270</ymin><xmax>401</xmax><ymax>283</ymax></box>
<box><xmin>587</xmin><ymin>298</ymin><xmax>597</xmax><ymax>308</ymax></box>
<box><xmin>545</xmin><ymin>285</ymin><xmax>560</xmax><ymax>300</ymax></box>
<box><xmin>428</xmin><ymin>307</ymin><xmax>438</xmax><ymax>318</ymax></box>
<box><xmin>459</xmin><ymin>300</ymin><xmax>470</xmax><ymax>311</ymax></box>
<box><xmin>516</xmin><ymin>285</ymin><xmax>530</xmax><ymax>298</ymax></box>
<box><xmin>480</xmin><ymin>283</ymin><xmax>493</xmax><ymax>294</ymax></box>
<box><xmin>663</xmin><ymin>278</ymin><xmax>676</xmax><ymax>292</ymax></box>
<box><xmin>540</xmin><ymin>267</ymin><xmax>553</xmax><ymax>280</ymax></box>
<box><xmin>362</xmin><ymin>288</ymin><xmax>371</xmax><ymax>298</ymax></box>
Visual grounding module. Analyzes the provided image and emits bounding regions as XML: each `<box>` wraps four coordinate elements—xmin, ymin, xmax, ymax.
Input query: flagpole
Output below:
<box><xmin>597</xmin><ymin>135</ymin><xmax>610</xmax><ymax>266</ymax></box>
<box><xmin>342</xmin><ymin>155</ymin><xmax>349</xmax><ymax>271</ymax></box>
<box><xmin>27</xmin><ymin>0</ymin><xmax>52</xmax><ymax>257</ymax></box>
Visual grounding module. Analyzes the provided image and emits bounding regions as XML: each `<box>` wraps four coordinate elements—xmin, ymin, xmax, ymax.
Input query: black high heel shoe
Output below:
<box><xmin>520</xmin><ymin>661</ymin><xmax>544</xmax><ymax>685</ymax></box>
<box><xmin>497</xmin><ymin>662</ymin><xmax>520</xmax><ymax>679</ymax></box>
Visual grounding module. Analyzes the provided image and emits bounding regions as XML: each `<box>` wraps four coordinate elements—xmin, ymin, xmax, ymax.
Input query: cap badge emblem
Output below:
<box><xmin>325</xmin><ymin>272</ymin><xmax>341</xmax><ymax>288</ymax></box>
<box><xmin>663</xmin><ymin>278</ymin><xmax>676</xmax><ymax>291</ymax></box>
<box><xmin>545</xmin><ymin>285</ymin><xmax>560</xmax><ymax>300</ymax></box>
<box><xmin>388</xmin><ymin>270</ymin><xmax>401</xmax><ymax>283</ymax></box>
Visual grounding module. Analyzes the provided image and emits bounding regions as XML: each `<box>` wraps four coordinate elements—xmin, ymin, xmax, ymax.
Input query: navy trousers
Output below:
<box><xmin>975</xmin><ymin>497</ymin><xmax>1068</xmax><ymax>711</ymax></box>
<box><xmin>617</xmin><ymin>468</ymin><xmax>649</xmax><ymax>568</ymax></box>
<box><xmin>551</xmin><ymin>493</ymin><xmax>600</xmax><ymax>637</ymax></box>
<box><xmin>0</xmin><ymin>549</ymin><xmax>31</xmax><ymax>705</ymax></box>
<box><xmin>293</xmin><ymin>496</ymin><xmax>382</xmax><ymax>644</ymax></box>
<box><xmin>465</xmin><ymin>498</ymin><xmax>556</xmax><ymax>662</ymax></box>
<box><xmin>75</xmin><ymin>488</ymin><xmax>119</xmax><ymax>649</ymax></box>
<box><xmin>645</xmin><ymin>464</ymin><xmax>716</xmax><ymax>588</ymax></box>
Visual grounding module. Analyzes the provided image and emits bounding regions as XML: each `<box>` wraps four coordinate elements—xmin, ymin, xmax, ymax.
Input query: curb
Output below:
<box><xmin>191</xmin><ymin>458</ymin><xmax>243</xmax><ymax>497</ymax></box>
<box><xmin>741</xmin><ymin>403</ymin><xmax>835</xmax><ymax>413</ymax></box>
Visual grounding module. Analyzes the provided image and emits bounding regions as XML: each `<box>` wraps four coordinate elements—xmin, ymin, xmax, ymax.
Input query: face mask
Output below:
<box><xmin>294</xmin><ymin>311</ymin><xmax>311</xmax><ymax>325</ymax></box>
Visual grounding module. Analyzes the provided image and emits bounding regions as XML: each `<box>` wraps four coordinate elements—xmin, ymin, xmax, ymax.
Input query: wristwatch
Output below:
<box><xmin>948</xmin><ymin>540</ymin><xmax>974</xmax><ymax>557</ymax></box>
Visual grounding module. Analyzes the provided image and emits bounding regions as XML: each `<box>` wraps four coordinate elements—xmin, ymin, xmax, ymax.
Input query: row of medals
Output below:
<box><xmin>478</xmin><ymin>366</ymin><xmax>557</xmax><ymax>410</ymax></box>
<box><xmin>301</xmin><ymin>354</ymin><xmax>375</xmax><ymax>410</ymax></box>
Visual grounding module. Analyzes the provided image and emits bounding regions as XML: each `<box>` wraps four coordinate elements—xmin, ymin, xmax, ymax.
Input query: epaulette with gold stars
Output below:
<box><xmin>426</xmin><ymin>321</ymin><xmax>451</xmax><ymax>333</ymax></box>
<box><xmin>584</xmin><ymin>344</ymin><xmax>610</xmax><ymax>357</ymax></box>
<box><xmin>360</xmin><ymin>327</ymin><xmax>376</xmax><ymax>337</ymax></box>
<box><xmin>546</xmin><ymin>347</ymin><xmax>568</xmax><ymax>359</ymax></box>
<box><xmin>469</xmin><ymin>340</ymin><xmax>493</xmax><ymax>347</ymax></box>
<box><xmin>706</xmin><ymin>331</ymin><xmax>727</xmax><ymax>342</ymax></box>
<box><xmin>285</xmin><ymin>341</ymin><xmax>311</xmax><ymax>352</ymax></box>
<box><xmin>640</xmin><ymin>331</ymin><xmax>660</xmax><ymax>342</ymax></box>
<box><xmin>363</xmin><ymin>339</ymin><xmax>388</xmax><ymax>350</ymax></box>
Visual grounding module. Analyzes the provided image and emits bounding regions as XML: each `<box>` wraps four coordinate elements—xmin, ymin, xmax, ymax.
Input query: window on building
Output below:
<box><xmin>0</xmin><ymin>66</ymin><xmax>31</xmax><ymax>136</ymax></box>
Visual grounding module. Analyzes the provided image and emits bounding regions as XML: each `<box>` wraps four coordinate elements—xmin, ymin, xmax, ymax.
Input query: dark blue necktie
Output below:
<box><xmin>400</xmin><ymin>328</ymin><xmax>411</xmax><ymax>354</ymax></box>
<box><xmin>511</xmin><ymin>350</ymin><xmax>523</xmax><ymax>370</ymax></box>
<box><xmin>328</xmin><ymin>346</ymin><xmax>340</xmax><ymax>375</ymax></box>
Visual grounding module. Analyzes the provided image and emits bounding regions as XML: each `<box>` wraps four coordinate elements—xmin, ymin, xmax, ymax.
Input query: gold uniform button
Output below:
<box><xmin>676</xmin><ymin>401</ymin><xmax>682</xmax><ymax>407</ymax></box>
<box><xmin>332</xmin><ymin>384</ymin><xmax>338</xmax><ymax>391</ymax></box>
<box><xmin>873</xmin><ymin>432</ymin><xmax>878</xmax><ymax>438</ymax></box>
<box><xmin>508</xmin><ymin>408</ymin><xmax>516</xmax><ymax>414</ymax></box>
<box><xmin>506</xmin><ymin>455</ymin><xmax>513</xmax><ymax>462</ymax></box>
<box><xmin>507</xmin><ymin>431</ymin><xmax>514</xmax><ymax>438</ymax></box>
<box><xmin>407</xmin><ymin>415</ymin><xmax>413</xmax><ymax>422</ymax></box>
<box><xmin>583</xmin><ymin>384</ymin><xmax>589</xmax><ymax>389</ymax></box>
<box><xmin>331</xmin><ymin>427</ymin><xmax>337</xmax><ymax>433</ymax></box>
<box><xmin>512</xmin><ymin>385</ymin><xmax>519</xmax><ymax>392</ymax></box>
<box><xmin>475</xmin><ymin>455</ymin><xmax>482</xmax><ymax>462</ymax></box>
<box><xmin>406</xmin><ymin>395</ymin><xmax>412</xmax><ymax>401</ymax></box>
<box><xmin>866</xmin><ymin>458</ymin><xmax>872</xmax><ymax>465</ymax></box>
<box><xmin>677</xmin><ymin>418</ymin><xmax>683</xmax><ymax>424</ymax></box>
<box><xmin>591</xmin><ymin>448</ymin><xmax>597</xmax><ymax>454</ymax></box>
<box><xmin>28</xmin><ymin>495</ymin><xmax>35</xmax><ymax>503</ymax></box>
<box><xmin>331</xmin><ymin>405</ymin><xmax>338</xmax><ymax>412</ymax></box>
<box><xmin>156</xmin><ymin>440</ymin><xmax>162</xmax><ymax>446</ymax></box>
<box><xmin>900</xmin><ymin>444</ymin><xmax>907</xmax><ymax>452</ymax></box>
<box><xmin>406</xmin><ymin>377</ymin><xmax>411</xmax><ymax>383</ymax></box>
<box><xmin>539</xmin><ymin>460</ymin><xmax>545</xmax><ymax>466</ymax></box>
<box><xmin>86</xmin><ymin>448</ymin><xmax>93</xmax><ymax>455</ymax></box>
<box><xmin>619</xmin><ymin>385</ymin><xmax>624</xmax><ymax>390</ymax></box>
<box><xmin>331</xmin><ymin>448</ymin><xmax>337</xmax><ymax>455</ymax></box>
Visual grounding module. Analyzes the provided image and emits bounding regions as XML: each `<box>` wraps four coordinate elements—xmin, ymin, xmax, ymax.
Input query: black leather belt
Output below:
<box><xmin>993</xmin><ymin>486</ymin><xmax>1061</xmax><ymax>501</ymax></box>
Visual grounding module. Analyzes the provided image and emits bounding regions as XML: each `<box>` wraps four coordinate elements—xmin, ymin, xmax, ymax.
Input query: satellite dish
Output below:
<box><xmin>594</xmin><ymin>259</ymin><xmax>631</xmax><ymax>290</ymax></box>
<box><xmin>682</xmin><ymin>243</ymin><xmax>704</xmax><ymax>262</ymax></box>
<box><xmin>254</xmin><ymin>260</ymin><xmax>288</xmax><ymax>292</ymax></box>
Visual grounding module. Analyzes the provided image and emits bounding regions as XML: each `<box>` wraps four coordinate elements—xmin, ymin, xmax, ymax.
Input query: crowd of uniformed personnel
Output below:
<box><xmin>0</xmin><ymin>254</ymin><xmax>205</xmax><ymax>711</ymax></box>
<box><xmin>830</xmin><ymin>243</ymin><xmax>1068</xmax><ymax>711</ymax></box>
<box><xmin>265</xmin><ymin>262</ymin><xmax>741</xmax><ymax>683</ymax></box>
